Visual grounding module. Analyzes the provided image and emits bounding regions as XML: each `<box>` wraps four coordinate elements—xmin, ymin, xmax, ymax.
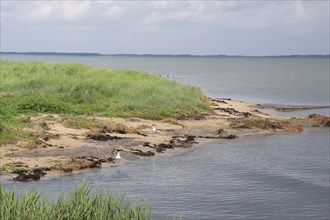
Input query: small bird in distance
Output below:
<box><xmin>152</xmin><ymin>124</ymin><xmax>157</xmax><ymax>133</ymax></box>
<box><xmin>115</xmin><ymin>151</ymin><xmax>121</xmax><ymax>160</ymax></box>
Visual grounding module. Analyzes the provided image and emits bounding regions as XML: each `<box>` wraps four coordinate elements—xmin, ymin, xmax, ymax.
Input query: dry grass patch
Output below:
<box><xmin>231</xmin><ymin>117</ymin><xmax>303</xmax><ymax>132</ymax></box>
<box><xmin>51</xmin><ymin>158</ymin><xmax>101</xmax><ymax>172</ymax></box>
<box><xmin>282</xmin><ymin>124</ymin><xmax>304</xmax><ymax>132</ymax></box>
<box><xmin>162</xmin><ymin>118</ymin><xmax>184</xmax><ymax>127</ymax></box>
<box><xmin>308</xmin><ymin>114</ymin><xmax>330</xmax><ymax>127</ymax></box>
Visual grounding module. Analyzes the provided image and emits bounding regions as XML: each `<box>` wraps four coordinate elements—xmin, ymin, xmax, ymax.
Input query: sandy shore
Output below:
<box><xmin>1</xmin><ymin>97</ymin><xmax>329</xmax><ymax>181</ymax></box>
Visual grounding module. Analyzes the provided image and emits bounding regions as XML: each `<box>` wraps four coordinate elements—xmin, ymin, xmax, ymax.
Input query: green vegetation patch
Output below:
<box><xmin>0</xmin><ymin>181</ymin><xmax>151</xmax><ymax>220</ymax></box>
<box><xmin>0</xmin><ymin>60</ymin><xmax>209</xmax><ymax>144</ymax></box>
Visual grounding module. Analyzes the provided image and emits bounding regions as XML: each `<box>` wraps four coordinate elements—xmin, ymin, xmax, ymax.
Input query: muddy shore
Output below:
<box><xmin>1</xmin><ymin>97</ymin><xmax>329</xmax><ymax>182</ymax></box>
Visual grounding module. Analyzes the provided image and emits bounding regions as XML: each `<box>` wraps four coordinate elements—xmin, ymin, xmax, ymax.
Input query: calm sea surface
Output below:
<box><xmin>1</xmin><ymin>55</ymin><xmax>329</xmax><ymax>219</ymax></box>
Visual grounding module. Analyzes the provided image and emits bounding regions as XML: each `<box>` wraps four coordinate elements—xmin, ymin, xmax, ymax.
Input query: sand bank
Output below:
<box><xmin>1</xmin><ymin>98</ymin><xmax>329</xmax><ymax>181</ymax></box>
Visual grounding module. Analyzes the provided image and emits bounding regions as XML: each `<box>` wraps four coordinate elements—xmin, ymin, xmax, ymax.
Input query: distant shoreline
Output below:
<box><xmin>1</xmin><ymin>51</ymin><xmax>329</xmax><ymax>58</ymax></box>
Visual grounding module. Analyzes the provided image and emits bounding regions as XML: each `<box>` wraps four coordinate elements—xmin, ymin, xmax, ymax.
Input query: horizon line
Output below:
<box><xmin>1</xmin><ymin>51</ymin><xmax>329</xmax><ymax>58</ymax></box>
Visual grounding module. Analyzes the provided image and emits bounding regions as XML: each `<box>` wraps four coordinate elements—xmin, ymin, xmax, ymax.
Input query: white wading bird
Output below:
<box><xmin>115</xmin><ymin>151</ymin><xmax>121</xmax><ymax>159</ymax></box>
<box><xmin>152</xmin><ymin>124</ymin><xmax>157</xmax><ymax>133</ymax></box>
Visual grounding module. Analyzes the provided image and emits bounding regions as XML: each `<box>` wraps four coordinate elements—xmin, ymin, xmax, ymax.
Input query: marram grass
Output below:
<box><xmin>0</xmin><ymin>181</ymin><xmax>151</xmax><ymax>220</ymax></box>
<box><xmin>0</xmin><ymin>60</ymin><xmax>210</xmax><ymax>144</ymax></box>
<box><xmin>0</xmin><ymin>61</ymin><xmax>208</xmax><ymax>118</ymax></box>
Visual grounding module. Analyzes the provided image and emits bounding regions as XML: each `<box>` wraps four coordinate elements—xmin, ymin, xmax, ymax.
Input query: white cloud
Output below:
<box><xmin>3</xmin><ymin>1</ymin><xmax>326</xmax><ymax>30</ymax></box>
<box><xmin>0</xmin><ymin>0</ymin><xmax>329</xmax><ymax>55</ymax></box>
<box><xmin>26</xmin><ymin>3</ymin><xmax>53</xmax><ymax>21</ymax></box>
<box><xmin>144</xmin><ymin>2</ymin><xmax>295</xmax><ymax>29</ymax></box>
<box><xmin>17</xmin><ymin>2</ymin><xmax>91</xmax><ymax>22</ymax></box>
<box><xmin>102</xmin><ymin>4</ymin><xmax>122</xmax><ymax>17</ymax></box>
<box><xmin>59</xmin><ymin>2</ymin><xmax>91</xmax><ymax>21</ymax></box>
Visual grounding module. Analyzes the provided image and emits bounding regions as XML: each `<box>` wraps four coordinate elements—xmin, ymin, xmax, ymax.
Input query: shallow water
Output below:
<box><xmin>2</xmin><ymin>130</ymin><xmax>329</xmax><ymax>220</ymax></box>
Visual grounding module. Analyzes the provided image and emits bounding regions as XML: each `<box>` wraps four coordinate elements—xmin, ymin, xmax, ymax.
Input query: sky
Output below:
<box><xmin>0</xmin><ymin>0</ymin><xmax>329</xmax><ymax>56</ymax></box>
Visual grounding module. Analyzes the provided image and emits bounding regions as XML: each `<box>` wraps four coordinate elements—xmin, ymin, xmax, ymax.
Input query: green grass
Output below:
<box><xmin>0</xmin><ymin>61</ymin><xmax>208</xmax><ymax>118</ymax></box>
<box><xmin>0</xmin><ymin>60</ymin><xmax>210</xmax><ymax>144</ymax></box>
<box><xmin>0</xmin><ymin>181</ymin><xmax>151</xmax><ymax>220</ymax></box>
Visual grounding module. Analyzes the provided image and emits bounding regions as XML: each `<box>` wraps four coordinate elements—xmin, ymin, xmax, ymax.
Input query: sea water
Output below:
<box><xmin>1</xmin><ymin>55</ymin><xmax>329</xmax><ymax>219</ymax></box>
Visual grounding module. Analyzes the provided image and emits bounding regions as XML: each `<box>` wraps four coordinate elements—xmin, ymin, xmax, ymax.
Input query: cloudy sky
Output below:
<box><xmin>1</xmin><ymin>0</ymin><xmax>329</xmax><ymax>56</ymax></box>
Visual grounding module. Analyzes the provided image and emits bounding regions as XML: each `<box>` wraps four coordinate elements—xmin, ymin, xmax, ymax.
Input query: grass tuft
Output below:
<box><xmin>0</xmin><ymin>180</ymin><xmax>151</xmax><ymax>220</ymax></box>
